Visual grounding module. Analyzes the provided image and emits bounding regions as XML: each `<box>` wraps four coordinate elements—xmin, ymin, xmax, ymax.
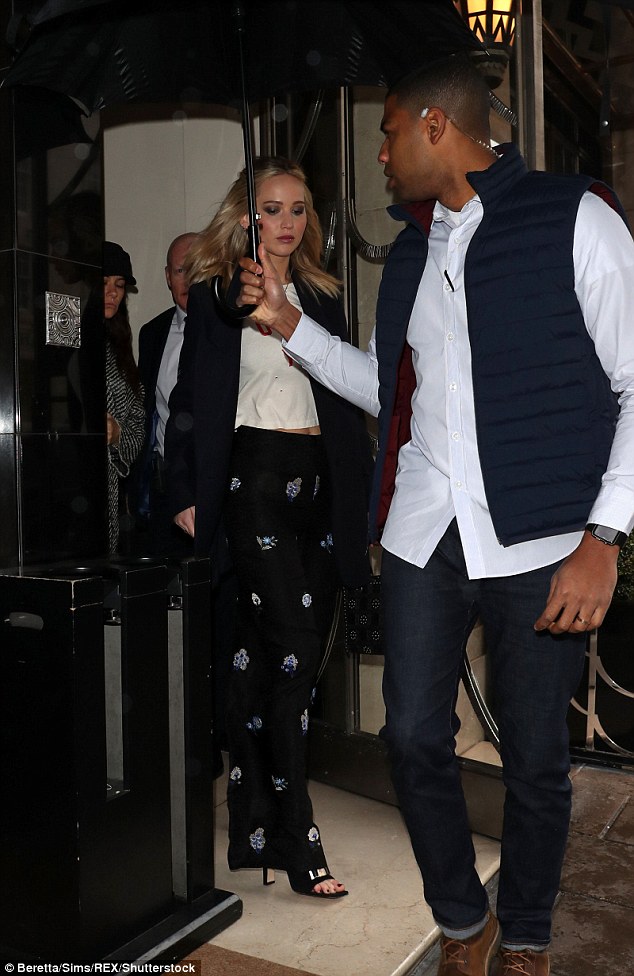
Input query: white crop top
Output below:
<box><xmin>235</xmin><ymin>282</ymin><xmax>319</xmax><ymax>430</ymax></box>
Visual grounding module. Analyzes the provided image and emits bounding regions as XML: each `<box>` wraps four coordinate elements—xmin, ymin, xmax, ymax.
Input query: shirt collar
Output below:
<box><xmin>174</xmin><ymin>304</ymin><xmax>187</xmax><ymax>331</ymax></box>
<box><xmin>432</xmin><ymin>194</ymin><xmax>481</xmax><ymax>228</ymax></box>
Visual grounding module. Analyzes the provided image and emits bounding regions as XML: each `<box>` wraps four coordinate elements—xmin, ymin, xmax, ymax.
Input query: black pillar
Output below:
<box><xmin>1</xmin><ymin>0</ymin><xmax>107</xmax><ymax>569</ymax></box>
<box><xmin>0</xmin><ymin>5</ymin><xmax>241</xmax><ymax>958</ymax></box>
<box><xmin>0</xmin><ymin>559</ymin><xmax>242</xmax><ymax>960</ymax></box>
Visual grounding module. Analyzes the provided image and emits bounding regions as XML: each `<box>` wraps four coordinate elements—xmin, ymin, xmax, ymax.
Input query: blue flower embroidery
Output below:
<box><xmin>286</xmin><ymin>477</ymin><xmax>302</xmax><ymax>501</ymax></box>
<box><xmin>313</xmin><ymin>475</ymin><xmax>320</xmax><ymax>499</ymax></box>
<box><xmin>251</xmin><ymin>592</ymin><xmax>262</xmax><ymax>607</ymax></box>
<box><xmin>230</xmin><ymin>477</ymin><xmax>241</xmax><ymax>492</ymax></box>
<box><xmin>320</xmin><ymin>532</ymin><xmax>334</xmax><ymax>553</ymax></box>
<box><xmin>310</xmin><ymin>687</ymin><xmax>317</xmax><ymax>704</ymax></box>
<box><xmin>281</xmin><ymin>654</ymin><xmax>299</xmax><ymax>675</ymax></box>
<box><xmin>257</xmin><ymin>534</ymin><xmax>278</xmax><ymax>550</ymax></box>
<box><xmin>233</xmin><ymin>648</ymin><xmax>250</xmax><ymax>671</ymax></box>
<box><xmin>308</xmin><ymin>826</ymin><xmax>320</xmax><ymax>848</ymax></box>
<box><xmin>246</xmin><ymin>715</ymin><xmax>263</xmax><ymax>732</ymax></box>
<box><xmin>230</xmin><ymin>766</ymin><xmax>242</xmax><ymax>783</ymax></box>
<box><xmin>272</xmin><ymin>776</ymin><xmax>288</xmax><ymax>791</ymax></box>
<box><xmin>250</xmin><ymin>827</ymin><xmax>266</xmax><ymax>853</ymax></box>
<box><xmin>301</xmin><ymin>592</ymin><xmax>312</xmax><ymax>608</ymax></box>
<box><xmin>301</xmin><ymin>709</ymin><xmax>309</xmax><ymax>735</ymax></box>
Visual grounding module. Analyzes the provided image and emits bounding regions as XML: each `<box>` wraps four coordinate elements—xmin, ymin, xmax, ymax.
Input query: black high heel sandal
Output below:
<box><xmin>262</xmin><ymin>866</ymin><xmax>348</xmax><ymax>898</ymax></box>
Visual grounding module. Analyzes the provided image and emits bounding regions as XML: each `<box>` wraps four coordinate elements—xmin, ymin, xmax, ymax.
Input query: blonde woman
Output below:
<box><xmin>165</xmin><ymin>157</ymin><xmax>371</xmax><ymax>898</ymax></box>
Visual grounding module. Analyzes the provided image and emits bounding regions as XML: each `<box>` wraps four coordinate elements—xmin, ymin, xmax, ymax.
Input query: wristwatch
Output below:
<box><xmin>585</xmin><ymin>523</ymin><xmax>629</xmax><ymax>548</ymax></box>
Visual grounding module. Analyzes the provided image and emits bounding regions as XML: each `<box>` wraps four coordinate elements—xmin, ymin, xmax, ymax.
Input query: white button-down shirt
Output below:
<box><xmin>285</xmin><ymin>191</ymin><xmax>634</xmax><ymax>578</ymax></box>
<box><xmin>155</xmin><ymin>304</ymin><xmax>186</xmax><ymax>457</ymax></box>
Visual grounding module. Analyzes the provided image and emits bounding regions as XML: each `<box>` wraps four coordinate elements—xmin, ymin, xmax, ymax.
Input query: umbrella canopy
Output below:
<box><xmin>4</xmin><ymin>0</ymin><xmax>483</xmax><ymax>114</ymax></box>
<box><xmin>4</xmin><ymin>0</ymin><xmax>484</xmax><ymax>313</ymax></box>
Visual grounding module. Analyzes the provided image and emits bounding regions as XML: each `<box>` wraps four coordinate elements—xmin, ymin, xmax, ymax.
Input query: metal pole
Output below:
<box><xmin>233</xmin><ymin>2</ymin><xmax>259</xmax><ymax>261</ymax></box>
<box><xmin>515</xmin><ymin>0</ymin><xmax>545</xmax><ymax>170</ymax></box>
<box><xmin>337</xmin><ymin>86</ymin><xmax>359</xmax><ymax>346</ymax></box>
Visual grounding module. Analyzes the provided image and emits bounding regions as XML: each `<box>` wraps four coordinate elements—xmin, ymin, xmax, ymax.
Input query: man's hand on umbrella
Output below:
<box><xmin>238</xmin><ymin>244</ymin><xmax>301</xmax><ymax>340</ymax></box>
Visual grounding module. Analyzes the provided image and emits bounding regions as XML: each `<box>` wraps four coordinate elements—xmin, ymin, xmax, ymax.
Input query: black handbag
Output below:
<box><xmin>342</xmin><ymin>575</ymin><xmax>383</xmax><ymax>655</ymax></box>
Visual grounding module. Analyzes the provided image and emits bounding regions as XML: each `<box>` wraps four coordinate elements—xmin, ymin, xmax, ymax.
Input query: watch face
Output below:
<box><xmin>588</xmin><ymin>524</ymin><xmax>627</xmax><ymax>546</ymax></box>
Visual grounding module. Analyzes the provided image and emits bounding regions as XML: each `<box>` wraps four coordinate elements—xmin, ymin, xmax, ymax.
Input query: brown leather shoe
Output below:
<box><xmin>437</xmin><ymin>911</ymin><xmax>501</xmax><ymax>975</ymax></box>
<box><xmin>496</xmin><ymin>948</ymin><xmax>550</xmax><ymax>975</ymax></box>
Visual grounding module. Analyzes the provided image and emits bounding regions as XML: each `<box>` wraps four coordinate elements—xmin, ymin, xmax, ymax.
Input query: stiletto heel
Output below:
<box><xmin>263</xmin><ymin>867</ymin><xmax>275</xmax><ymax>886</ymax></box>
<box><xmin>286</xmin><ymin>866</ymin><xmax>348</xmax><ymax>899</ymax></box>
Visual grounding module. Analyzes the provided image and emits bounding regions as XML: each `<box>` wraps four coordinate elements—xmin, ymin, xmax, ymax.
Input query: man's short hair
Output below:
<box><xmin>389</xmin><ymin>54</ymin><xmax>491</xmax><ymax>140</ymax></box>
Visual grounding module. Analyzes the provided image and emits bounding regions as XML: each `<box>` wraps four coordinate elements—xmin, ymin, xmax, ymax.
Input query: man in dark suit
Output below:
<box><xmin>132</xmin><ymin>231</ymin><xmax>235</xmax><ymax>770</ymax></box>
<box><xmin>131</xmin><ymin>232</ymin><xmax>197</xmax><ymax>558</ymax></box>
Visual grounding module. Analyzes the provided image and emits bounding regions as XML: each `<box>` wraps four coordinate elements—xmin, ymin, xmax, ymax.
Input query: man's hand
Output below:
<box><xmin>174</xmin><ymin>505</ymin><xmax>195</xmax><ymax>537</ymax></box>
<box><xmin>534</xmin><ymin>531</ymin><xmax>619</xmax><ymax>633</ymax></box>
<box><xmin>238</xmin><ymin>244</ymin><xmax>301</xmax><ymax>340</ymax></box>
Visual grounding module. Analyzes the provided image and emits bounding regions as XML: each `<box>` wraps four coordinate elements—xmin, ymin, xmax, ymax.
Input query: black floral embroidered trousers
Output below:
<box><xmin>224</xmin><ymin>426</ymin><xmax>338</xmax><ymax>875</ymax></box>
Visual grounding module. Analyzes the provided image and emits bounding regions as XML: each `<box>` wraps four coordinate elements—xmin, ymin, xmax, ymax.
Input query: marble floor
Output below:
<box><xmin>208</xmin><ymin>762</ymin><xmax>501</xmax><ymax>976</ymax></box>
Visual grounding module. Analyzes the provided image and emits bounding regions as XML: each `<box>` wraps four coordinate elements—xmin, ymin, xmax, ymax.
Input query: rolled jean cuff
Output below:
<box><xmin>440</xmin><ymin>913</ymin><xmax>489</xmax><ymax>941</ymax></box>
<box><xmin>501</xmin><ymin>942</ymin><xmax>549</xmax><ymax>952</ymax></box>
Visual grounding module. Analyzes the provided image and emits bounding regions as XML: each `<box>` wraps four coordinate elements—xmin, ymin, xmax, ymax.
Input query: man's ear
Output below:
<box><xmin>423</xmin><ymin>107</ymin><xmax>448</xmax><ymax>146</ymax></box>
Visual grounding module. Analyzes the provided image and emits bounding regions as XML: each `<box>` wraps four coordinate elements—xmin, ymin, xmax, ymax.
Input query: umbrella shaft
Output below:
<box><xmin>235</xmin><ymin>1</ymin><xmax>259</xmax><ymax>260</ymax></box>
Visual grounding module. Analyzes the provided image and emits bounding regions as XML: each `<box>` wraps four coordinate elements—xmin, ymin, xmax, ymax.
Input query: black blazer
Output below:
<box><xmin>165</xmin><ymin>278</ymin><xmax>372</xmax><ymax>588</ymax></box>
<box><xmin>128</xmin><ymin>305</ymin><xmax>174</xmax><ymax>516</ymax></box>
<box><xmin>138</xmin><ymin>306</ymin><xmax>175</xmax><ymax>435</ymax></box>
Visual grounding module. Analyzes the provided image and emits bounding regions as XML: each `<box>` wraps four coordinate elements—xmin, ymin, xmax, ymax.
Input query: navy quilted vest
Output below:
<box><xmin>371</xmin><ymin>144</ymin><xmax>622</xmax><ymax>547</ymax></box>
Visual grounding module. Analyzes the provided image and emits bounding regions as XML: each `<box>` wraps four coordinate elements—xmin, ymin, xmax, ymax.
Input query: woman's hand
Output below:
<box><xmin>106</xmin><ymin>412</ymin><xmax>120</xmax><ymax>447</ymax></box>
<box><xmin>174</xmin><ymin>506</ymin><xmax>196</xmax><ymax>537</ymax></box>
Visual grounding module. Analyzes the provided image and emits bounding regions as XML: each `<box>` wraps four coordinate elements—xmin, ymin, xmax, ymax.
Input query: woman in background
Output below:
<box><xmin>103</xmin><ymin>241</ymin><xmax>145</xmax><ymax>553</ymax></box>
<box><xmin>166</xmin><ymin>157</ymin><xmax>371</xmax><ymax>898</ymax></box>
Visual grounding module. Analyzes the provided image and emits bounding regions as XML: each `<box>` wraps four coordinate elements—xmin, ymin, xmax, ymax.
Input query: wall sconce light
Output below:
<box><xmin>454</xmin><ymin>0</ymin><xmax>516</xmax><ymax>89</ymax></box>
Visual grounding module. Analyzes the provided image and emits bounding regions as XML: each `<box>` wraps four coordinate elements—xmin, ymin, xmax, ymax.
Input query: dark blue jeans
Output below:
<box><xmin>381</xmin><ymin>520</ymin><xmax>587</xmax><ymax>947</ymax></box>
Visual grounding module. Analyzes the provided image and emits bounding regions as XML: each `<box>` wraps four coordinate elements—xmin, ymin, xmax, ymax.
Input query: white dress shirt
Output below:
<box><xmin>285</xmin><ymin>191</ymin><xmax>634</xmax><ymax>578</ymax></box>
<box><xmin>155</xmin><ymin>304</ymin><xmax>186</xmax><ymax>457</ymax></box>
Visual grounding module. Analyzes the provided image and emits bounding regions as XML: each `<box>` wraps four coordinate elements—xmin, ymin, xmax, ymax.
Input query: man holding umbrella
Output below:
<box><xmin>238</xmin><ymin>54</ymin><xmax>634</xmax><ymax>976</ymax></box>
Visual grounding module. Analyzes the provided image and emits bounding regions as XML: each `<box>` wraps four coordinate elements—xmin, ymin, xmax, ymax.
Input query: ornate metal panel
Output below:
<box><xmin>45</xmin><ymin>291</ymin><xmax>81</xmax><ymax>348</ymax></box>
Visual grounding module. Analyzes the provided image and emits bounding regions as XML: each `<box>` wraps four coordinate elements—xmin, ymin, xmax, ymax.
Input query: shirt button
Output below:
<box><xmin>455</xmin><ymin>480</ymin><xmax>463</xmax><ymax>489</ymax></box>
<box><xmin>449</xmin><ymin>382</ymin><xmax>457</xmax><ymax>392</ymax></box>
<box><xmin>444</xmin><ymin>282</ymin><xmax>452</xmax><ymax>291</ymax></box>
<box><xmin>447</xmin><ymin>332</ymin><xmax>455</xmax><ymax>341</ymax></box>
<box><xmin>452</xmin><ymin>431</ymin><xmax>460</xmax><ymax>441</ymax></box>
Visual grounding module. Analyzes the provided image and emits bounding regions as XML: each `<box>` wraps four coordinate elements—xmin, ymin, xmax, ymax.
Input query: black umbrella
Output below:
<box><xmin>5</xmin><ymin>1</ymin><xmax>482</xmax><ymax>109</ymax></box>
<box><xmin>3</xmin><ymin>0</ymin><xmax>484</xmax><ymax>312</ymax></box>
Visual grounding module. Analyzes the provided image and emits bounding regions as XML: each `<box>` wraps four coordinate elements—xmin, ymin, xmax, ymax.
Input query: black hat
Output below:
<box><xmin>103</xmin><ymin>241</ymin><xmax>136</xmax><ymax>286</ymax></box>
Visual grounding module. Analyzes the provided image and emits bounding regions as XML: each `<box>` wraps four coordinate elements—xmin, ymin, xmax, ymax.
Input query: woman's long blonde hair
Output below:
<box><xmin>185</xmin><ymin>156</ymin><xmax>340</xmax><ymax>299</ymax></box>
